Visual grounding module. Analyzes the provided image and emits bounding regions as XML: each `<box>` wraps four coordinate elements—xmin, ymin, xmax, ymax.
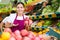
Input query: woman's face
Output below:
<box><xmin>17</xmin><ymin>4</ymin><xmax>24</xmax><ymax>14</ymax></box>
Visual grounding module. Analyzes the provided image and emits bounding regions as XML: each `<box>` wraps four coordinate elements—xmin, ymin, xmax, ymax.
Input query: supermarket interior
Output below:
<box><xmin>0</xmin><ymin>0</ymin><xmax>60</xmax><ymax>40</ymax></box>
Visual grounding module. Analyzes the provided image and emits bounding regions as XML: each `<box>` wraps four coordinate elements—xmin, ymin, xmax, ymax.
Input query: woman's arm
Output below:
<box><xmin>0</xmin><ymin>22</ymin><xmax>6</xmax><ymax>29</ymax></box>
<box><xmin>5</xmin><ymin>22</ymin><xmax>19</xmax><ymax>28</ymax></box>
<box><xmin>5</xmin><ymin>22</ymin><xmax>12</xmax><ymax>28</ymax></box>
<box><xmin>0</xmin><ymin>22</ymin><xmax>3</xmax><ymax>28</ymax></box>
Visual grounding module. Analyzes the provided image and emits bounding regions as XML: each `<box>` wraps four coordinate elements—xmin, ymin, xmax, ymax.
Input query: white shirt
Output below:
<box><xmin>2</xmin><ymin>16</ymin><xmax>9</xmax><ymax>23</ymax></box>
<box><xmin>7</xmin><ymin>13</ymin><xmax>29</xmax><ymax>23</ymax></box>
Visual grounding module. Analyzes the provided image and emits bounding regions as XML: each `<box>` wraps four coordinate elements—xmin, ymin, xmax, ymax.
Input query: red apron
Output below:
<box><xmin>10</xmin><ymin>15</ymin><xmax>25</xmax><ymax>32</ymax></box>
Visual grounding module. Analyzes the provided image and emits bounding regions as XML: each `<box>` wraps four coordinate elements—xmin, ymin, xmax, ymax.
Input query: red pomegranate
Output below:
<box><xmin>9</xmin><ymin>37</ymin><xmax>16</xmax><ymax>40</ymax></box>
<box><xmin>34</xmin><ymin>37</ymin><xmax>40</xmax><ymax>40</ymax></box>
<box><xmin>28</xmin><ymin>31</ymin><xmax>36</xmax><ymax>40</ymax></box>
<box><xmin>23</xmin><ymin>37</ymin><xmax>31</xmax><ymax>40</ymax></box>
<box><xmin>4</xmin><ymin>28</ymin><xmax>12</xmax><ymax>33</ymax></box>
<box><xmin>21</xmin><ymin>29</ymin><xmax>29</xmax><ymax>36</ymax></box>
<box><xmin>11</xmin><ymin>33</ymin><xmax>16</xmax><ymax>38</ymax></box>
<box><xmin>15</xmin><ymin>35</ymin><xmax>22</xmax><ymax>40</ymax></box>
<box><xmin>14</xmin><ymin>30</ymin><xmax>20</xmax><ymax>36</ymax></box>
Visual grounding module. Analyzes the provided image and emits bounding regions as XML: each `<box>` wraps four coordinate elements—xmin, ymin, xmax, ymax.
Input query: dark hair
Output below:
<box><xmin>11</xmin><ymin>10</ymin><xmax>16</xmax><ymax>13</ymax></box>
<box><xmin>17</xmin><ymin>2</ymin><xmax>25</xmax><ymax>7</ymax></box>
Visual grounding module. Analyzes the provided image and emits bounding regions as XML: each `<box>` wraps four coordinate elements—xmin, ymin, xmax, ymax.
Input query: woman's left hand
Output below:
<box><xmin>25</xmin><ymin>19</ymin><xmax>33</xmax><ymax>26</ymax></box>
<box><xmin>25</xmin><ymin>19</ymin><xmax>33</xmax><ymax>30</ymax></box>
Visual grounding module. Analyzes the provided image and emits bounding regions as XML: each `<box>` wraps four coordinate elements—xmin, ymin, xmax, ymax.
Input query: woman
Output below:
<box><xmin>5</xmin><ymin>2</ymin><xmax>32</xmax><ymax>32</ymax></box>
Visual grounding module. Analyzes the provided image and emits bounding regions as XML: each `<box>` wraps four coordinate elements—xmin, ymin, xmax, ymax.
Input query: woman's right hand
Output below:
<box><xmin>5</xmin><ymin>22</ymin><xmax>19</xmax><ymax>27</ymax></box>
<box><xmin>12</xmin><ymin>24</ymin><xmax>19</xmax><ymax>27</ymax></box>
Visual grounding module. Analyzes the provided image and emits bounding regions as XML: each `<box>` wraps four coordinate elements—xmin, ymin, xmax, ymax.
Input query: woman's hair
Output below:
<box><xmin>16</xmin><ymin>2</ymin><xmax>25</xmax><ymax>7</ymax></box>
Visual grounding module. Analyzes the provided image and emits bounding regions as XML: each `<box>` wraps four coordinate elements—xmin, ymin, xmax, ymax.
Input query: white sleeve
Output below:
<box><xmin>10</xmin><ymin>13</ymin><xmax>16</xmax><ymax>16</ymax></box>
<box><xmin>7</xmin><ymin>16</ymin><xmax>12</xmax><ymax>23</ymax></box>
<box><xmin>2</xmin><ymin>17</ymin><xmax>9</xmax><ymax>23</ymax></box>
<box><xmin>7</xmin><ymin>14</ymin><xmax>16</xmax><ymax>23</ymax></box>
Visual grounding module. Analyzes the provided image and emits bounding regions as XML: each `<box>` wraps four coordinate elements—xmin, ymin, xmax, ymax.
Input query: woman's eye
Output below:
<box><xmin>17</xmin><ymin>7</ymin><xmax>23</xmax><ymax>8</ymax></box>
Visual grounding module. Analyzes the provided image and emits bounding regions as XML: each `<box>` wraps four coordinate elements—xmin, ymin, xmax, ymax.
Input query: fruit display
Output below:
<box><xmin>37</xmin><ymin>20</ymin><xmax>44</xmax><ymax>27</ymax></box>
<box><xmin>57</xmin><ymin>7</ymin><xmax>60</xmax><ymax>12</ymax></box>
<box><xmin>0</xmin><ymin>3</ymin><xmax>16</xmax><ymax>15</ymax></box>
<box><xmin>24</xmin><ymin>0</ymin><xmax>42</xmax><ymax>6</ymax></box>
<box><xmin>0</xmin><ymin>32</ymin><xmax>10</xmax><ymax>40</ymax></box>
<box><xmin>0</xmin><ymin>0</ymin><xmax>60</xmax><ymax>40</ymax></box>
<box><xmin>42</xmin><ymin>5</ymin><xmax>54</xmax><ymax>15</ymax></box>
<box><xmin>30</xmin><ymin>19</ymin><xmax>60</xmax><ymax>40</ymax></box>
<box><xmin>31</xmin><ymin>20</ymin><xmax>52</xmax><ymax>28</ymax></box>
<box><xmin>21</xmin><ymin>29</ymin><xmax>29</xmax><ymax>36</ymax></box>
<box><xmin>53</xmin><ymin>28</ymin><xmax>60</xmax><ymax>34</ymax></box>
<box><xmin>57</xmin><ymin>21</ymin><xmax>60</xmax><ymax>29</ymax></box>
<box><xmin>0</xmin><ymin>4</ymin><xmax>6</xmax><ymax>9</ymax></box>
<box><xmin>0</xmin><ymin>28</ymin><xmax>57</xmax><ymax>40</ymax></box>
<box><xmin>43</xmin><ymin>20</ymin><xmax>52</xmax><ymax>27</ymax></box>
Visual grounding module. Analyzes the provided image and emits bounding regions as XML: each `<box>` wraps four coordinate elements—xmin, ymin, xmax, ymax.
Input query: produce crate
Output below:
<box><xmin>48</xmin><ymin>28</ymin><xmax>60</xmax><ymax>40</ymax></box>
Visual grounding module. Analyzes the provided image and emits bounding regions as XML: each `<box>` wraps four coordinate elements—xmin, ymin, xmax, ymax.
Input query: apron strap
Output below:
<box><xmin>15</xmin><ymin>14</ymin><xmax>29</xmax><ymax>25</ymax></box>
<box><xmin>23</xmin><ymin>15</ymin><xmax>24</xmax><ymax>20</ymax></box>
<box><xmin>15</xmin><ymin>14</ymin><xmax>18</xmax><ymax>20</ymax></box>
<box><xmin>15</xmin><ymin>14</ymin><xmax>24</xmax><ymax>20</ymax></box>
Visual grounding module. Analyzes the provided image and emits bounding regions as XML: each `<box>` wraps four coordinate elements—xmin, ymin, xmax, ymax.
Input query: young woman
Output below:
<box><xmin>5</xmin><ymin>2</ymin><xmax>32</xmax><ymax>32</ymax></box>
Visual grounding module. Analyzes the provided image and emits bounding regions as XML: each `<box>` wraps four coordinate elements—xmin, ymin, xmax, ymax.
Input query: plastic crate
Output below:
<box><xmin>48</xmin><ymin>28</ymin><xmax>60</xmax><ymax>40</ymax></box>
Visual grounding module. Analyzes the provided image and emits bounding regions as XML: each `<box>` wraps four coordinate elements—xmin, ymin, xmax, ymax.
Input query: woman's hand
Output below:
<box><xmin>25</xmin><ymin>19</ymin><xmax>33</xmax><ymax>30</ymax></box>
<box><xmin>5</xmin><ymin>22</ymin><xmax>19</xmax><ymax>27</ymax></box>
<box><xmin>5</xmin><ymin>22</ymin><xmax>11</xmax><ymax>27</ymax></box>
<box><xmin>12</xmin><ymin>24</ymin><xmax>19</xmax><ymax>27</ymax></box>
<box><xmin>25</xmin><ymin>19</ymin><xmax>33</xmax><ymax>26</ymax></box>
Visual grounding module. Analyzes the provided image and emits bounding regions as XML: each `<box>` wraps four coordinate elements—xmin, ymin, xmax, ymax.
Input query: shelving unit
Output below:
<box><xmin>29</xmin><ymin>12</ymin><xmax>60</xmax><ymax>40</ymax></box>
<box><xmin>29</xmin><ymin>12</ymin><xmax>60</xmax><ymax>20</ymax></box>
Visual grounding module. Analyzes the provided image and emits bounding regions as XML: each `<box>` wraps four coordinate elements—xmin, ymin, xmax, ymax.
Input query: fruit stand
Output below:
<box><xmin>29</xmin><ymin>11</ymin><xmax>60</xmax><ymax>40</ymax></box>
<box><xmin>0</xmin><ymin>0</ymin><xmax>60</xmax><ymax>40</ymax></box>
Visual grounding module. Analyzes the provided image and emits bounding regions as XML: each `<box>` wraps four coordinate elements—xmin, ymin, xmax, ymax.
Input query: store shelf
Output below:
<box><xmin>31</xmin><ymin>27</ymin><xmax>49</xmax><ymax>32</ymax></box>
<box><xmin>29</xmin><ymin>12</ymin><xmax>60</xmax><ymax>20</ymax></box>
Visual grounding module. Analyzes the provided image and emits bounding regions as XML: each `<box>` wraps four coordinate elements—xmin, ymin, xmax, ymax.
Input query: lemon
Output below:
<box><xmin>0</xmin><ymin>38</ymin><xmax>3</xmax><ymax>40</ymax></box>
<box><xmin>38</xmin><ymin>31</ymin><xmax>42</xmax><ymax>34</ymax></box>
<box><xmin>33</xmin><ymin>32</ymin><xmax>37</xmax><ymax>35</ymax></box>
<box><xmin>42</xmin><ymin>30</ymin><xmax>46</xmax><ymax>33</ymax></box>
<box><xmin>1</xmin><ymin>32</ymin><xmax>10</xmax><ymax>40</ymax></box>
